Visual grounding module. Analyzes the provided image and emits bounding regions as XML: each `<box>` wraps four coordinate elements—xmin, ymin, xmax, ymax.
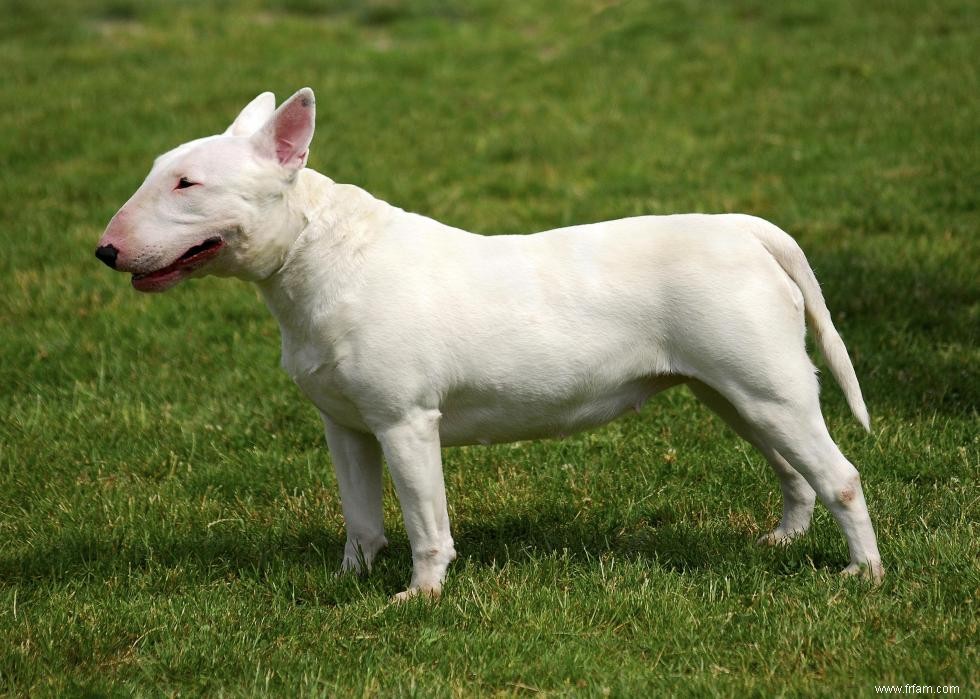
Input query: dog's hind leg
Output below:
<box><xmin>688</xmin><ymin>380</ymin><xmax>816</xmax><ymax>544</ymax></box>
<box><xmin>729</xmin><ymin>386</ymin><xmax>884</xmax><ymax>582</ymax></box>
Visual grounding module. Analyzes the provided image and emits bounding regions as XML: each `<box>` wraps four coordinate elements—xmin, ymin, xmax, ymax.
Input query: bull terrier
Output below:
<box><xmin>97</xmin><ymin>88</ymin><xmax>883</xmax><ymax>599</ymax></box>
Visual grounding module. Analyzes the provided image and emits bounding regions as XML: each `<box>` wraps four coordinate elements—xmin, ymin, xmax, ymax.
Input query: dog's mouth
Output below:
<box><xmin>132</xmin><ymin>236</ymin><xmax>225</xmax><ymax>293</ymax></box>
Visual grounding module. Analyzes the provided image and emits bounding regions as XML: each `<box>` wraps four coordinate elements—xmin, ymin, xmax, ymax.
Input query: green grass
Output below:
<box><xmin>1</xmin><ymin>0</ymin><xmax>978</xmax><ymax>695</ymax></box>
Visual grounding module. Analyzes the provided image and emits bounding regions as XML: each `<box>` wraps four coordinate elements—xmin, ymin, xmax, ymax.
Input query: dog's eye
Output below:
<box><xmin>175</xmin><ymin>177</ymin><xmax>197</xmax><ymax>190</ymax></box>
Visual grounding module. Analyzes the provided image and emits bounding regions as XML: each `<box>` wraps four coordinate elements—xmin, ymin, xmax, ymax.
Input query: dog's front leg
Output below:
<box><xmin>376</xmin><ymin>409</ymin><xmax>456</xmax><ymax>601</ymax></box>
<box><xmin>322</xmin><ymin>415</ymin><xmax>388</xmax><ymax>574</ymax></box>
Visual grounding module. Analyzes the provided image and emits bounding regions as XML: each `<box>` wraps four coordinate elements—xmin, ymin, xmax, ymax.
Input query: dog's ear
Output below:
<box><xmin>251</xmin><ymin>88</ymin><xmax>316</xmax><ymax>171</ymax></box>
<box><xmin>224</xmin><ymin>92</ymin><xmax>276</xmax><ymax>137</ymax></box>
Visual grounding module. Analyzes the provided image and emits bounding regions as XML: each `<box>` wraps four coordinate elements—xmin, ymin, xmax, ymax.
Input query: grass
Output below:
<box><xmin>0</xmin><ymin>0</ymin><xmax>977</xmax><ymax>695</ymax></box>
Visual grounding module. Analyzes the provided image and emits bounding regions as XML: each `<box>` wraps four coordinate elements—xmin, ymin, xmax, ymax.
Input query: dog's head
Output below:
<box><xmin>96</xmin><ymin>88</ymin><xmax>316</xmax><ymax>292</ymax></box>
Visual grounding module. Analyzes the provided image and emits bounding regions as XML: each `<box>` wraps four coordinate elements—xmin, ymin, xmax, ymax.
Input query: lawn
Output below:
<box><xmin>0</xmin><ymin>0</ymin><xmax>977</xmax><ymax>695</ymax></box>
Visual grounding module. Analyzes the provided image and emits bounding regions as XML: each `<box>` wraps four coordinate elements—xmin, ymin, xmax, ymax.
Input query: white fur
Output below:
<box><xmin>99</xmin><ymin>89</ymin><xmax>884</xmax><ymax>598</ymax></box>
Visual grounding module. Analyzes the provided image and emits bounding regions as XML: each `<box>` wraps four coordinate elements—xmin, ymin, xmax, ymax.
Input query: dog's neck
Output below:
<box><xmin>255</xmin><ymin>168</ymin><xmax>396</xmax><ymax>339</ymax></box>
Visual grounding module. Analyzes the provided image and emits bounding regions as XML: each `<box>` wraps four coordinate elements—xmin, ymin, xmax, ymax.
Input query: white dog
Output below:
<box><xmin>97</xmin><ymin>88</ymin><xmax>883</xmax><ymax>598</ymax></box>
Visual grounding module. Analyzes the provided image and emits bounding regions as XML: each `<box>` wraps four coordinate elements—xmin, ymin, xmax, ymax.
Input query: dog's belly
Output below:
<box><xmin>437</xmin><ymin>374</ymin><xmax>683</xmax><ymax>447</ymax></box>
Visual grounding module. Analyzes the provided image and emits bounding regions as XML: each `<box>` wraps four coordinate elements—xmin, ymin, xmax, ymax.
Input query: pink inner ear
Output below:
<box><xmin>272</xmin><ymin>97</ymin><xmax>314</xmax><ymax>166</ymax></box>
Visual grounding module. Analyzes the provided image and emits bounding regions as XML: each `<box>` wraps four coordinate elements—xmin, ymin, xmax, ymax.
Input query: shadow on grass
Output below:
<box><xmin>0</xmin><ymin>504</ymin><xmax>831</xmax><ymax>600</ymax></box>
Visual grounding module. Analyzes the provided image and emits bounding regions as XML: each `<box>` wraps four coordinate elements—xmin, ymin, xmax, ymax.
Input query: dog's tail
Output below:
<box><xmin>745</xmin><ymin>217</ymin><xmax>871</xmax><ymax>431</ymax></box>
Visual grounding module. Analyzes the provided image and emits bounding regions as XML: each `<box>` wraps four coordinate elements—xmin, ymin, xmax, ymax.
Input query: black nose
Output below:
<box><xmin>95</xmin><ymin>244</ymin><xmax>119</xmax><ymax>269</ymax></box>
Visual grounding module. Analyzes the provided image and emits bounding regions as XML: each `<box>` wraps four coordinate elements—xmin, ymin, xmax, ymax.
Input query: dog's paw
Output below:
<box><xmin>336</xmin><ymin>536</ymin><xmax>388</xmax><ymax>577</ymax></box>
<box><xmin>390</xmin><ymin>584</ymin><xmax>441</xmax><ymax>603</ymax></box>
<box><xmin>756</xmin><ymin>526</ymin><xmax>806</xmax><ymax>546</ymax></box>
<box><xmin>336</xmin><ymin>556</ymin><xmax>367</xmax><ymax>577</ymax></box>
<box><xmin>841</xmin><ymin>560</ymin><xmax>885</xmax><ymax>585</ymax></box>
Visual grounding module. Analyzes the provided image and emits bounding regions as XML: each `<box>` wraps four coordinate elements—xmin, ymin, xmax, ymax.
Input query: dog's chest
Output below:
<box><xmin>280</xmin><ymin>334</ymin><xmax>369</xmax><ymax>431</ymax></box>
